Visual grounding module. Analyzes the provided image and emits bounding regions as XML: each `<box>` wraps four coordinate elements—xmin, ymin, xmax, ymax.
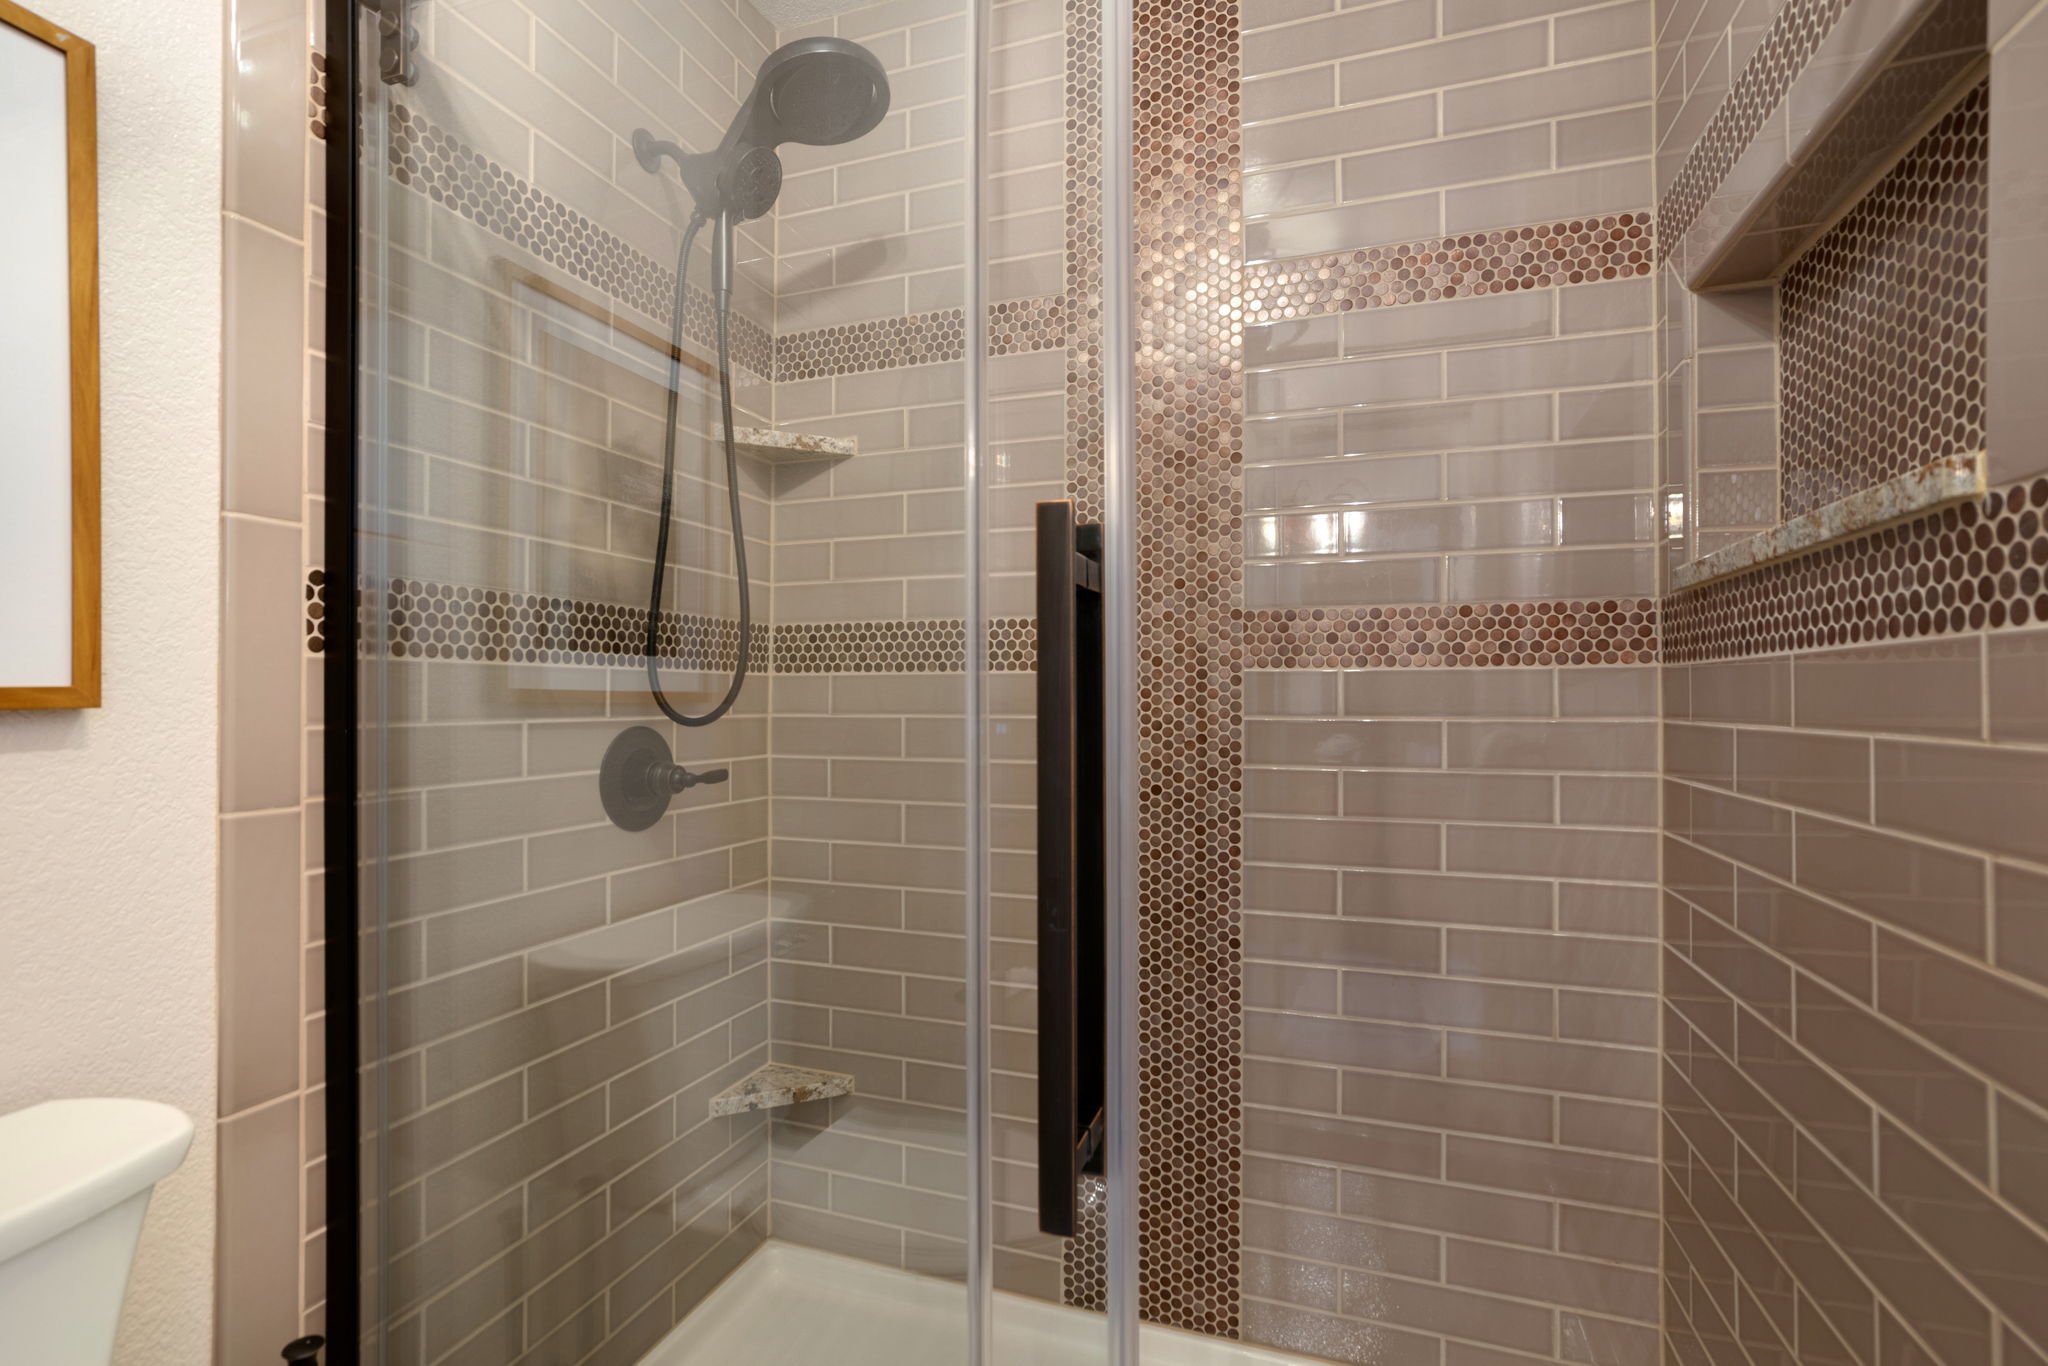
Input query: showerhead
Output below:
<box><xmin>631</xmin><ymin>37</ymin><xmax>890</xmax><ymax>223</ymax></box>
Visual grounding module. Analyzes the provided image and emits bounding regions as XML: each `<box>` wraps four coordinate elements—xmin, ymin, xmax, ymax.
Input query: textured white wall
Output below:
<box><xmin>0</xmin><ymin>0</ymin><xmax>221</xmax><ymax>1360</ymax></box>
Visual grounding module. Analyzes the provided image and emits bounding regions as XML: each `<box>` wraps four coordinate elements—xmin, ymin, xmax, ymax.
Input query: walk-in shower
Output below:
<box><xmin>308</xmin><ymin>0</ymin><xmax>2048</xmax><ymax>1360</ymax></box>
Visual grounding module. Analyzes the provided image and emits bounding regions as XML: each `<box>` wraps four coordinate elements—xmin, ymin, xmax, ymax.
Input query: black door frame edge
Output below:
<box><xmin>319</xmin><ymin>0</ymin><xmax>362</xmax><ymax>1358</ymax></box>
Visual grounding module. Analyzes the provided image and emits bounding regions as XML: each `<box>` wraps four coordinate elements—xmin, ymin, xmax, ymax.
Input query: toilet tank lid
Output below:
<box><xmin>0</xmin><ymin>1100</ymin><xmax>194</xmax><ymax>1265</ymax></box>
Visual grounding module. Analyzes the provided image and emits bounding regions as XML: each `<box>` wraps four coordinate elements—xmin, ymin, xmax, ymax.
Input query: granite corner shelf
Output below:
<box><xmin>708</xmin><ymin>1062</ymin><xmax>856</xmax><ymax>1118</ymax></box>
<box><xmin>1678</xmin><ymin>0</ymin><xmax>1986</xmax><ymax>292</ymax></box>
<box><xmin>1672</xmin><ymin>452</ymin><xmax>1985</xmax><ymax>593</ymax></box>
<box><xmin>717</xmin><ymin>426</ymin><xmax>857</xmax><ymax>465</ymax></box>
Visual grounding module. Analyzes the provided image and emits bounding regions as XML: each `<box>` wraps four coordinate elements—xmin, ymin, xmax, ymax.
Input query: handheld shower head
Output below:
<box><xmin>630</xmin><ymin>36</ymin><xmax>890</xmax><ymax>223</ymax></box>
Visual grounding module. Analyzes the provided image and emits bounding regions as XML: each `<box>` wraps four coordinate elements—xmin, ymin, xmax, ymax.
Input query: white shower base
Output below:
<box><xmin>644</xmin><ymin>1240</ymin><xmax>1307</xmax><ymax>1366</ymax></box>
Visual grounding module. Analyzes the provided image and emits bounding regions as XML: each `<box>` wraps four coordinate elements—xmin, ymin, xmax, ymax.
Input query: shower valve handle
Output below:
<box><xmin>665</xmin><ymin>764</ymin><xmax>728</xmax><ymax>792</ymax></box>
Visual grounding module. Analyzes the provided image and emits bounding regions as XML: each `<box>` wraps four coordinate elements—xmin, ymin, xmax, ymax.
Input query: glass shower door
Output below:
<box><xmin>335</xmin><ymin>0</ymin><xmax>1128</xmax><ymax>1356</ymax></box>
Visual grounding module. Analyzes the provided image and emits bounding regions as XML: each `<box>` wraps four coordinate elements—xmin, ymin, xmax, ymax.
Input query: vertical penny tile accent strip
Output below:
<box><xmin>1780</xmin><ymin>80</ymin><xmax>1989</xmax><ymax>520</ymax></box>
<box><xmin>1657</xmin><ymin>0</ymin><xmax>1857</xmax><ymax>250</ymax></box>
<box><xmin>1133</xmin><ymin>0</ymin><xmax>1245</xmax><ymax>1335</ymax></box>
<box><xmin>1663</xmin><ymin>477</ymin><xmax>2048</xmax><ymax>662</ymax></box>
<box><xmin>1060</xmin><ymin>0</ymin><xmax>1110</xmax><ymax>1307</ymax></box>
<box><xmin>1241</xmin><ymin>216</ymin><xmax>1654</xmax><ymax>324</ymax></box>
<box><xmin>1064</xmin><ymin>0</ymin><xmax>1107</xmax><ymax>525</ymax></box>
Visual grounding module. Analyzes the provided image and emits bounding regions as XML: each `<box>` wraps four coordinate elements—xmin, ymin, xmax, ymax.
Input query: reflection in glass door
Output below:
<box><xmin>332</xmin><ymin>0</ymin><xmax>1130</xmax><ymax>1354</ymax></box>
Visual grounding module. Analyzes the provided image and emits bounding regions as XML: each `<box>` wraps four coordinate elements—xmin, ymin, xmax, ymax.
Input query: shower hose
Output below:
<box><xmin>644</xmin><ymin>212</ymin><xmax>749</xmax><ymax>727</ymax></box>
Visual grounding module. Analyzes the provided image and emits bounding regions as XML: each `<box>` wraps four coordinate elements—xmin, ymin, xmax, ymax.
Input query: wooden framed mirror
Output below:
<box><xmin>0</xmin><ymin>0</ymin><xmax>97</xmax><ymax>709</ymax></box>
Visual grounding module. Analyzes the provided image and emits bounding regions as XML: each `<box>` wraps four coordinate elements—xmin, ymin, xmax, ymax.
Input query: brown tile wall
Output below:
<box><xmin>1233</xmin><ymin>2</ymin><xmax>1665</xmax><ymax>1361</ymax></box>
<box><xmin>1243</xmin><ymin>664</ymin><xmax>1666</xmax><ymax>1365</ymax></box>
<box><xmin>1660</xmin><ymin>628</ymin><xmax>2048</xmax><ymax>1366</ymax></box>
<box><xmin>1655</xmin><ymin>9</ymin><xmax>2048</xmax><ymax>1366</ymax></box>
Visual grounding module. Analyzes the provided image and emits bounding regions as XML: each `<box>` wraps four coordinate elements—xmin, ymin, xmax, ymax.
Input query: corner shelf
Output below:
<box><xmin>1672</xmin><ymin>452</ymin><xmax>1984</xmax><ymax>592</ymax></box>
<box><xmin>717</xmin><ymin>426</ymin><xmax>857</xmax><ymax>465</ymax></box>
<box><xmin>708</xmin><ymin>1062</ymin><xmax>856</xmax><ymax>1118</ymax></box>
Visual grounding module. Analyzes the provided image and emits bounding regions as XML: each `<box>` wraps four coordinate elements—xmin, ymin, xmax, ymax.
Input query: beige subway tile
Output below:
<box><xmin>1246</xmin><ymin>555</ymin><xmax>1443</xmax><ymax>608</ymax></box>
<box><xmin>1445</xmin><ymin>439</ymin><xmax>1656</xmax><ymax>498</ymax></box>
<box><xmin>1248</xmin><ymin>864</ymin><xmax>1342</xmax><ymax>915</ymax></box>
<box><xmin>1341</xmin><ymin>770</ymin><xmax>1554</xmax><ymax>822</ymax></box>
<box><xmin>1341</xmin><ymin>869</ymin><xmax>1554</xmax><ymax>928</ymax></box>
<box><xmin>1557</xmin><ymin>987</ymin><xmax>1657</xmax><ymax>1045</ymax></box>
<box><xmin>1243</xmin><ymin>1301</ymin><xmax>1440</xmax><ymax>1366</ymax></box>
<box><xmin>1447</xmin><ymin>161</ymin><xmax>1653</xmax><ymax>236</ymax></box>
<box><xmin>1797</xmin><ymin>975</ymin><xmax>1988</xmax><ymax>1177</ymax></box>
<box><xmin>1246</xmin><ymin>1059</ymin><xmax>1342</xmax><ymax>1114</ymax></box>
<box><xmin>1447</xmin><ymin>823</ymin><xmax>1656</xmax><ymax>881</ymax></box>
<box><xmin>1345</xmin><ymin>668</ymin><xmax>1554</xmax><ymax>718</ymax></box>
<box><xmin>1341</xmin><ymin>394</ymin><xmax>1556</xmax><ymax>455</ymax></box>
<box><xmin>1342</xmin><ymin>124</ymin><xmax>1557</xmax><ymax>205</ymax></box>
<box><xmin>1243</xmin><ymin>0</ymin><xmax>1435</xmax><ymax>74</ymax></box>
<box><xmin>1338</xmin><ymin>1068</ymin><xmax>1552</xmax><ymax>1144</ymax></box>
<box><xmin>1248</xmin><ymin>192</ymin><xmax>1443</xmax><ymax>261</ymax></box>
<box><xmin>220</xmin><ymin>811</ymin><xmax>303</xmax><ymax>1115</ymax></box>
<box><xmin>1447</xmin><ymin>720</ymin><xmax>1655</xmax><ymax>772</ymax></box>
<box><xmin>1242</xmin><ymin>1202</ymin><xmax>1443</xmax><ymax>1282</ymax></box>
<box><xmin>1446</xmin><ymin>1237</ymin><xmax>1658</xmax><ymax>1320</ymax></box>
<box><xmin>1667</xmin><ymin>724</ymin><xmax>1735</xmax><ymax>787</ymax></box>
<box><xmin>1735</xmin><ymin>728</ymin><xmax>1871</xmax><ymax>820</ymax></box>
<box><xmin>1733</xmin><ymin>870</ymin><xmax>1872</xmax><ymax>1003</ymax></box>
<box><xmin>1243</xmin><ymin>1249</ymin><xmax>1343</xmax><ymax>1309</ymax></box>
<box><xmin>1247</xmin><ymin>962</ymin><xmax>1344</xmax><ymax>1015</ymax></box>
<box><xmin>1990</xmin><ymin>628</ymin><xmax>2048</xmax><ymax>742</ymax></box>
<box><xmin>224</xmin><ymin>220</ymin><xmax>306</xmax><ymax>521</ymax></box>
<box><xmin>218</xmin><ymin>1100</ymin><xmax>302</xmax><ymax>1362</ymax></box>
<box><xmin>1448</xmin><ymin>928</ymin><xmax>1655</xmax><ymax>991</ymax></box>
<box><xmin>1248</xmin><ymin>767</ymin><xmax>1343</xmax><ymax>814</ymax></box>
<box><xmin>1448</xmin><ymin>333</ymin><xmax>1654</xmax><ymax>398</ymax></box>
<box><xmin>1247</xmin><ymin>351</ymin><xmax>1444</xmax><ymax>415</ymax></box>
<box><xmin>1247</xmin><ymin>670</ymin><xmax>1342</xmax><ymax>717</ymax></box>
<box><xmin>1558</xmin><ymin>881</ymin><xmax>1657</xmax><ymax>937</ymax></box>
<box><xmin>1342</xmin><ymin>968</ymin><xmax>1554</xmax><ymax>1035</ymax></box>
<box><xmin>1245</xmin><ymin>162</ymin><xmax>1340</xmax><ymax>219</ymax></box>
<box><xmin>1556</xmin><ymin>382</ymin><xmax>1656</xmax><ymax>438</ymax></box>
<box><xmin>1875</xmin><ymin>739</ymin><xmax>2048</xmax><ymax>865</ymax></box>
<box><xmin>223</xmin><ymin>517</ymin><xmax>304</xmax><ymax>812</ymax></box>
<box><xmin>1448</xmin><ymin>1030</ymin><xmax>1656</xmax><ymax>1101</ymax></box>
<box><xmin>1247</xmin><ymin>718</ymin><xmax>1444</xmax><ymax>767</ymax></box>
<box><xmin>1447</xmin><ymin>1132</ymin><xmax>1658</xmax><ymax>1210</ymax></box>
<box><xmin>1343</xmin><ymin>1168</ymin><xmax>1554</xmax><ymax>1250</ymax></box>
<box><xmin>1797</xmin><ymin>812</ymin><xmax>1987</xmax><ymax>957</ymax></box>
<box><xmin>1878</xmin><ymin>929</ymin><xmax>2048</xmax><ymax>1113</ymax></box>
<box><xmin>1686</xmin><ymin>655</ymin><xmax>1791</xmax><ymax>725</ymax></box>
<box><xmin>1246</xmin><ymin>911</ymin><xmax>1443</xmax><ymax>972</ymax></box>
<box><xmin>1244</xmin><ymin>93</ymin><xmax>1440</xmax><ymax>170</ymax></box>
<box><xmin>1696</xmin><ymin>407</ymin><xmax>1777</xmax><ymax>468</ymax></box>
<box><xmin>1248</xmin><ymin>815</ymin><xmax>1444</xmax><ymax>870</ymax></box>
<box><xmin>1446</xmin><ymin>546</ymin><xmax>1656</xmax><ymax>600</ymax></box>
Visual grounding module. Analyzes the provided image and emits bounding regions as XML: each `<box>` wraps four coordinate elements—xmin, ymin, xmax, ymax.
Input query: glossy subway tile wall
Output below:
<box><xmin>210</xmin><ymin>0</ymin><xmax>2048</xmax><ymax>1358</ymax></box>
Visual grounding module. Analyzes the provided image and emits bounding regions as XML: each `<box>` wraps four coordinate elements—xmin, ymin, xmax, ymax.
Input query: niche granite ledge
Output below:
<box><xmin>1671</xmin><ymin>452</ymin><xmax>1985</xmax><ymax>590</ymax></box>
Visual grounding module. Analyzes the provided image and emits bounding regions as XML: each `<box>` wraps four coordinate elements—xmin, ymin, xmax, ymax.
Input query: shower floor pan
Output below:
<box><xmin>645</xmin><ymin>1239</ymin><xmax>1306</xmax><ymax>1366</ymax></box>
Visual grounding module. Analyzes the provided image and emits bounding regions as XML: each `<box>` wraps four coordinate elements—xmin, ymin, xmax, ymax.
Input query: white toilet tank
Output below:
<box><xmin>0</xmin><ymin>1099</ymin><xmax>194</xmax><ymax>1365</ymax></box>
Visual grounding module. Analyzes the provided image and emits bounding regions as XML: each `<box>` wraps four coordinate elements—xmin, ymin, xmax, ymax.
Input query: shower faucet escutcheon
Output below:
<box><xmin>600</xmin><ymin>725</ymin><xmax>729</xmax><ymax>833</ymax></box>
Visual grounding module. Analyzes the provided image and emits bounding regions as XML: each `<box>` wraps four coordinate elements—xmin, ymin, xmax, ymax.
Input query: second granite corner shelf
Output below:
<box><xmin>717</xmin><ymin>426</ymin><xmax>857</xmax><ymax>465</ymax></box>
<box><xmin>708</xmin><ymin>1062</ymin><xmax>856</xmax><ymax>1118</ymax></box>
<box><xmin>1673</xmin><ymin>452</ymin><xmax>1986</xmax><ymax>593</ymax></box>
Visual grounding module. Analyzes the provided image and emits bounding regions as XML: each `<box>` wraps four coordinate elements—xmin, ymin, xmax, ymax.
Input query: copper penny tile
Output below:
<box><xmin>1780</xmin><ymin>80</ymin><xmax>1988</xmax><ymax>522</ymax></box>
<box><xmin>770</xmin><ymin>617</ymin><xmax>1037</xmax><ymax>673</ymax></box>
<box><xmin>1663</xmin><ymin>476</ymin><xmax>2048</xmax><ymax>663</ymax></box>
<box><xmin>772</xmin><ymin>295</ymin><xmax>1066</xmax><ymax>383</ymax></box>
<box><xmin>306</xmin><ymin>572</ymin><xmax>1038</xmax><ymax>672</ymax></box>
<box><xmin>1658</xmin><ymin>0</ymin><xmax>1856</xmax><ymax>253</ymax></box>
<box><xmin>380</xmin><ymin>578</ymin><xmax>750</xmax><ymax>668</ymax></box>
<box><xmin>1132</xmin><ymin>0</ymin><xmax>1247</xmax><ymax>1335</ymax></box>
<box><xmin>309</xmin><ymin>50</ymin><xmax>330</xmax><ymax>142</ymax></box>
<box><xmin>1241</xmin><ymin>216</ymin><xmax>1653</xmax><ymax>324</ymax></box>
<box><xmin>1243</xmin><ymin>601</ymin><xmax>1658</xmax><ymax>668</ymax></box>
<box><xmin>385</xmin><ymin>104</ymin><xmax>776</xmax><ymax>383</ymax></box>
